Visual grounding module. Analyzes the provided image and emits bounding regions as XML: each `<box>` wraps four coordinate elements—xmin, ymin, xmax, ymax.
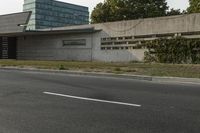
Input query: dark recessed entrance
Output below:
<box><xmin>0</xmin><ymin>37</ymin><xmax>17</xmax><ymax>59</ymax></box>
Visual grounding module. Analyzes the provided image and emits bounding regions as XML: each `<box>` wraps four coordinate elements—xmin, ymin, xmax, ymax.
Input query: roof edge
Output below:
<box><xmin>0</xmin><ymin>11</ymin><xmax>31</xmax><ymax>17</ymax></box>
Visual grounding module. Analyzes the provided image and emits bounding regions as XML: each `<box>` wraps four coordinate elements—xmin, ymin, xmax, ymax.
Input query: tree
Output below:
<box><xmin>91</xmin><ymin>0</ymin><xmax>169</xmax><ymax>23</ymax></box>
<box><xmin>91</xmin><ymin>2</ymin><xmax>111</xmax><ymax>23</ymax></box>
<box><xmin>187</xmin><ymin>0</ymin><xmax>200</xmax><ymax>13</ymax></box>
<box><xmin>91</xmin><ymin>0</ymin><xmax>126</xmax><ymax>23</ymax></box>
<box><xmin>166</xmin><ymin>8</ymin><xmax>182</xmax><ymax>16</ymax></box>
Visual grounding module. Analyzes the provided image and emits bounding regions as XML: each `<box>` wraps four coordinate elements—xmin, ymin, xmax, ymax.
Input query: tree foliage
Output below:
<box><xmin>91</xmin><ymin>0</ymin><xmax>169</xmax><ymax>23</ymax></box>
<box><xmin>144</xmin><ymin>37</ymin><xmax>200</xmax><ymax>64</ymax></box>
<box><xmin>166</xmin><ymin>8</ymin><xmax>182</xmax><ymax>16</ymax></box>
<box><xmin>187</xmin><ymin>0</ymin><xmax>200</xmax><ymax>13</ymax></box>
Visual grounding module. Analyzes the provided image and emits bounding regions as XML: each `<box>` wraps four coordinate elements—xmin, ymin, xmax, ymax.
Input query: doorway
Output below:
<box><xmin>0</xmin><ymin>37</ymin><xmax>17</xmax><ymax>59</ymax></box>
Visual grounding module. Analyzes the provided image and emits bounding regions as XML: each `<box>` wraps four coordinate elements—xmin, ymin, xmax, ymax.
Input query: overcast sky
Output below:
<box><xmin>0</xmin><ymin>0</ymin><xmax>189</xmax><ymax>15</ymax></box>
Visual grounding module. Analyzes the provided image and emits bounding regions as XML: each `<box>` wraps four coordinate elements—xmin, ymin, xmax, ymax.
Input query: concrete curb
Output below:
<box><xmin>152</xmin><ymin>76</ymin><xmax>200</xmax><ymax>84</ymax></box>
<box><xmin>1</xmin><ymin>67</ymin><xmax>200</xmax><ymax>84</ymax></box>
<box><xmin>0</xmin><ymin>67</ymin><xmax>152</xmax><ymax>81</ymax></box>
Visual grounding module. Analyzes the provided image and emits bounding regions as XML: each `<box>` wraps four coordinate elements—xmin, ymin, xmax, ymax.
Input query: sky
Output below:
<box><xmin>0</xmin><ymin>0</ymin><xmax>189</xmax><ymax>15</ymax></box>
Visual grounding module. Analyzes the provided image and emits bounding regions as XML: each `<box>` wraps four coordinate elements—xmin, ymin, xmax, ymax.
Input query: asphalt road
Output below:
<box><xmin>0</xmin><ymin>69</ymin><xmax>200</xmax><ymax>133</ymax></box>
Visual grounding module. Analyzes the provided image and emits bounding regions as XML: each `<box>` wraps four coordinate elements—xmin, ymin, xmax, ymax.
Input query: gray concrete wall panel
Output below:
<box><xmin>0</xmin><ymin>12</ymin><xmax>31</xmax><ymax>34</ymax></box>
<box><xmin>17</xmin><ymin>34</ymin><xmax>93</xmax><ymax>61</ymax></box>
<box><xmin>93</xmin><ymin>14</ymin><xmax>200</xmax><ymax>37</ymax></box>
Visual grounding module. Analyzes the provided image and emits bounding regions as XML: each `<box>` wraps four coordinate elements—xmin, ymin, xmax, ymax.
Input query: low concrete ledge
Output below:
<box><xmin>72</xmin><ymin>72</ymin><xmax>153</xmax><ymax>81</ymax></box>
<box><xmin>0</xmin><ymin>67</ymin><xmax>152</xmax><ymax>81</ymax></box>
<box><xmin>153</xmin><ymin>76</ymin><xmax>200</xmax><ymax>84</ymax></box>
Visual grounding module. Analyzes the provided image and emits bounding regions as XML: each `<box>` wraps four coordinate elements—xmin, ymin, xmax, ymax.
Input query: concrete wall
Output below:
<box><xmin>16</xmin><ymin>13</ymin><xmax>200</xmax><ymax>62</ymax></box>
<box><xmin>93</xmin><ymin>13</ymin><xmax>200</xmax><ymax>37</ymax></box>
<box><xmin>90</xmin><ymin>13</ymin><xmax>200</xmax><ymax>62</ymax></box>
<box><xmin>17</xmin><ymin>31</ymin><xmax>145</xmax><ymax>62</ymax></box>
<box><xmin>17</xmin><ymin>34</ymin><xmax>93</xmax><ymax>61</ymax></box>
<box><xmin>50</xmin><ymin>13</ymin><xmax>200</xmax><ymax>36</ymax></box>
<box><xmin>91</xmin><ymin>32</ymin><xmax>145</xmax><ymax>62</ymax></box>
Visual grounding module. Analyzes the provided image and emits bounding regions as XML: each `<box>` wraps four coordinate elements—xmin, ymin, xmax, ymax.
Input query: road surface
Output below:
<box><xmin>0</xmin><ymin>69</ymin><xmax>200</xmax><ymax>133</ymax></box>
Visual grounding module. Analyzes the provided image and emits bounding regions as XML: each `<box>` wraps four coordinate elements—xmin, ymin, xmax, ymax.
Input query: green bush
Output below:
<box><xmin>114</xmin><ymin>67</ymin><xmax>121</xmax><ymax>71</ymax></box>
<box><xmin>144</xmin><ymin>37</ymin><xmax>200</xmax><ymax>64</ymax></box>
<box><xmin>59</xmin><ymin>64</ymin><xmax>66</xmax><ymax>70</ymax></box>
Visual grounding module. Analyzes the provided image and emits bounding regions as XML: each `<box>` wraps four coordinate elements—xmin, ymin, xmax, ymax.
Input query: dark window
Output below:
<box><xmin>125</xmin><ymin>36</ymin><xmax>132</xmax><ymax>40</ymax></box>
<box><xmin>114</xmin><ymin>41</ymin><xmax>126</xmax><ymax>45</ymax></box>
<box><xmin>111</xmin><ymin>37</ymin><xmax>117</xmax><ymax>40</ymax></box>
<box><xmin>118</xmin><ymin>37</ymin><xmax>123</xmax><ymax>40</ymax></box>
<box><xmin>101</xmin><ymin>47</ymin><xmax>106</xmax><ymax>50</ymax></box>
<box><xmin>113</xmin><ymin>47</ymin><xmax>120</xmax><ymax>50</ymax></box>
<box><xmin>101</xmin><ymin>42</ymin><xmax>113</xmax><ymax>45</ymax></box>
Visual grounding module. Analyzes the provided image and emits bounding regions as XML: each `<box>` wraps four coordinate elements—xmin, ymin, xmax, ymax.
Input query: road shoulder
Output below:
<box><xmin>0</xmin><ymin>66</ymin><xmax>200</xmax><ymax>85</ymax></box>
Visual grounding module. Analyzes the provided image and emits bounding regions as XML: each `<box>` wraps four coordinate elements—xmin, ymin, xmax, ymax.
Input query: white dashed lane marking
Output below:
<box><xmin>44</xmin><ymin>91</ymin><xmax>141</xmax><ymax>107</ymax></box>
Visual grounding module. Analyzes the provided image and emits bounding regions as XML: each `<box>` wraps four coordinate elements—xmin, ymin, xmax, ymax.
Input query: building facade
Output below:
<box><xmin>23</xmin><ymin>0</ymin><xmax>89</xmax><ymax>30</ymax></box>
<box><xmin>1</xmin><ymin>12</ymin><xmax>200</xmax><ymax>62</ymax></box>
<box><xmin>0</xmin><ymin>12</ymin><xmax>31</xmax><ymax>59</ymax></box>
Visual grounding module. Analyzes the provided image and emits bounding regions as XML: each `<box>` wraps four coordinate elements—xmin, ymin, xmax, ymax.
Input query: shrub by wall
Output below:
<box><xmin>144</xmin><ymin>37</ymin><xmax>200</xmax><ymax>64</ymax></box>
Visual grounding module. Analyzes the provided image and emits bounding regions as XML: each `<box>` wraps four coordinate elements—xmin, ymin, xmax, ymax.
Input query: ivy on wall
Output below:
<box><xmin>144</xmin><ymin>37</ymin><xmax>200</xmax><ymax>64</ymax></box>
